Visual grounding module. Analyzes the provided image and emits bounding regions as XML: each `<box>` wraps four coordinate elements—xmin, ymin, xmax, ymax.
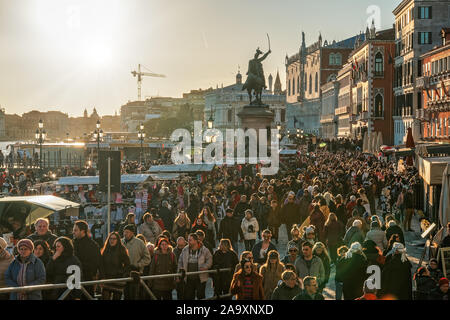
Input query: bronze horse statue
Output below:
<box><xmin>242</xmin><ymin>47</ymin><xmax>271</xmax><ymax>105</ymax></box>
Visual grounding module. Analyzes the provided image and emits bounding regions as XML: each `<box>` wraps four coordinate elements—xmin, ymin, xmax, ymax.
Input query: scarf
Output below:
<box><xmin>345</xmin><ymin>242</ymin><xmax>366</xmax><ymax>260</ymax></box>
<box><xmin>17</xmin><ymin>256</ymin><xmax>31</xmax><ymax>300</ymax></box>
<box><xmin>387</xmin><ymin>242</ymin><xmax>408</xmax><ymax>262</ymax></box>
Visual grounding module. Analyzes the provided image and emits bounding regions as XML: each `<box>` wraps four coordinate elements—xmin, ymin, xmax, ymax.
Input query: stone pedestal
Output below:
<box><xmin>237</xmin><ymin>104</ymin><xmax>274</xmax><ymax>131</ymax></box>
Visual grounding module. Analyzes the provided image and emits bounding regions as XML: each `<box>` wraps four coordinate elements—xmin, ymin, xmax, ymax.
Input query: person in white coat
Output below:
<box><xmin>241</xmin><ymin>209</ymin><xmax>259</xmax><ymax>251</ymax></box>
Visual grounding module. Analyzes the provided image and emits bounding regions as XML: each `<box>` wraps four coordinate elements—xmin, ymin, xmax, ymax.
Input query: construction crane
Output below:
<box><xmin>131</xmin><ymin>64</ymin><xmax>166</xmax><ymax>101</ymax></box>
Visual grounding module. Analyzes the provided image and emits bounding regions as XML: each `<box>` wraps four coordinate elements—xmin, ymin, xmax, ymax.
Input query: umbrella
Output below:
<box><xmin>363</xmin><ymin>132</ymin><xmax>368</xmax><ymax>152</ymax></box>
<box><xmin>0</xmin><ymin>195</ymin><xmax>80</xmax><ymax>228</ymax></box>
<box><xmin>405</xmin><ymin>127</ymin><xmax>415</xmax><ymax>166</ymax></box>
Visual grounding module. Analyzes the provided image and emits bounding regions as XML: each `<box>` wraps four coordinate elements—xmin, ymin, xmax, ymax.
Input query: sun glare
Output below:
<box><xmin>82</xmin><ymin>43</ymin><xmax>113</xmax><ymax>68</ymax></box>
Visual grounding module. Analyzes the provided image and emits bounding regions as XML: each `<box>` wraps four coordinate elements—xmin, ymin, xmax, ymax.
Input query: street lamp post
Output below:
<box><xmin>93</xmin><ymin>120</ymin><xmax>103</xmax><ymax>167</ymax></box>
<box><xmin>138</xmin><ymin>123</ymin><xmax>146</xmax><ymax>165</ymax></box>
<box><xmin>35</xmin><ymin>119</ymin><xmax>46</xmax><ymax>174</ymax></box>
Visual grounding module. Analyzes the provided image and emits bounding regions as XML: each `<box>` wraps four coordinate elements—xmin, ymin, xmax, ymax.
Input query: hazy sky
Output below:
<box><xmin>0</xmin><ymin>0</ymin><xmax>398</xmax><ymax>117</ymax></box>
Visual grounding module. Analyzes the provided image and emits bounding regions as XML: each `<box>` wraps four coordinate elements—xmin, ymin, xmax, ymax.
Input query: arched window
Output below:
<box><xmin>375</xmin><ymin>52</ymin><xmax>384</xmax><ymax>76</ymax></box>
<box><xmin>309</xmin><ymin>74</ymin><xmax>312</xmax><ymax>94</ymax></box>
<box><xmin>329</xmin><ymin>53</ymin><xmax>335</xmax><ymax>65</ymax></box>
<box><xmin>374</xmin><ymin>94</ymin><xmax>384</xmax><ymax>117</ymax></box>
<box><xmin>315</xmin><ymin>73</ymin><xmax>318</xmax><ymax>92</ymax></box>
<box><xmin>288</xmin><ymin>79</ymin><xmax>291</xmax><ymax>96</ymax></box>
<box><xmin>335</xmin><ymin>53</ymin><xmax>342</xmax><ymax>65</ymax></box>
<box><xmin>293</xmin><ymin>77</ymin><xmax>296</xmax><ymax>95</ymax></box>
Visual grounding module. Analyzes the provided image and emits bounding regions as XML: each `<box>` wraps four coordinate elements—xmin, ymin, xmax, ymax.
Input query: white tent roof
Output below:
<box><xmin>57</xmin><ymin>174</ymin><xmax>151</xmax><ymax>185</ymax></box>
<box><xmin>149</xmin><ymin>173</ymin><xmax>181</xmax><ymax>181</ymax></box>
<box><xmin>0</xmin><ymin>195</ymin><xmax>80</xmax><ymax>211</ymax></box>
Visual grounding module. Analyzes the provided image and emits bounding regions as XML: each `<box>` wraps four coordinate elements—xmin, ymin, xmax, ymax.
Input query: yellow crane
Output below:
<box><xmin>131</xmin><ymin>64</ymin><xmax>166</xmax><ymax>101</ymax></box>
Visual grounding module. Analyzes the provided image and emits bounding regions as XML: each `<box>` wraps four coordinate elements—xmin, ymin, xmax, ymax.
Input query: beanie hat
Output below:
<box><xmin>124</xmin><ymin>224</ymin><xmax>136</xmax><ymax>233</ymax></box>
<box><xmin>0</xmin><ymin>237</ymin><xmax>7</xmax><ymax>250</ymax></box>
<box><xmin>17</xmin><ymin>239</ymin><xmax>34</xmax><ymax>251</ymax></box>
<box><xmin>438</xmin><ymin>277</ymin><xmax>449</xmax><ymax>287</ymax></box>
<box><xmin>353</xmin><ymin>219</ymin><xmax>362</xmax><ymax>227</ymax></box>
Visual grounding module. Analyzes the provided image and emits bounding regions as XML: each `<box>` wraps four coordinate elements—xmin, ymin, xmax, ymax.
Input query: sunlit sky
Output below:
<box><xmin>0</xmin><ymin>0</ymin><xmax>398</xmax><ymax>117</ymax></box>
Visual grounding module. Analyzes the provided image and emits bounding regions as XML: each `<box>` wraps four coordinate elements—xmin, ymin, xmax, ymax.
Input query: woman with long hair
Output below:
<box><xmin>191</xmin><ymin>216</ymin><xmax>209</xmax><ymax>240</ymax></box>
<box><xmin>309</xmin><ymin>204</ymin><xmax>326</xmax><ymax>242</ymax></box>
<box><xmin>148</xmin><ymin>237</ymin><xmax>177</xmax><ymax>300</ymax></box>
<box><xmin>212</xmin><ymin>239</ymin><xmax>239</xmax><ymax>298</ymax></box>
<box><xmin>172</xmin><ymin>211</ymin><xmax>191</xmax><ymax>240</ymax></box>
<box><xmin>312</xmin><ymin>242</ymin><xmax>331</xmax><ymax>292</ymax></box>
<box><xmin>323</xmin><ymin>212</ymin><xmax>345</xmax><ymax>263</ymax></box>
<box><xmin>33</xmin><ymin>240</ymin><xmax>53</xmax><ymax>267</ymax></box>
<box><xmin>99</xmin><ymin>232</ymin><xmax>131</xmax><ymax>300</ymax></box>
<box><xmin>198</xmin><ymin>206</ymin><xmax>217</xmax><ymax>246</ymax></box>
<box><xmin>46</xmin><ymin>237</ymin><xmax>82</xmax><ymax>300</ymax></box>
<box><xmin>259</xmin><ymin>250</ymin><xmax>285</xmax><ymax>300</ymax></box>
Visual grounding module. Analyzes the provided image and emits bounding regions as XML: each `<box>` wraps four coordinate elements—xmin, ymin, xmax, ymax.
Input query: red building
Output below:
<box><xmin>417</xmin><ymin>28</ymin><xmax>450</xmax><ymax>143</ymax></box>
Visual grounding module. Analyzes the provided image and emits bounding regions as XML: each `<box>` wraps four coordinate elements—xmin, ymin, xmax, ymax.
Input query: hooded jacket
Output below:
<box><xmin>294</xmin><ymin>256</ymin><xmax>325</xmax><ymax>286</ymax></box>
<box><xmin>241</xmin><ymin>217</ymin><xmax>259</xmax><ymax>241</ymax></box>
<box><xmin>177</xmin><ymin>244</ymin><xmax>212</xmax><ymax>283</ymax></box>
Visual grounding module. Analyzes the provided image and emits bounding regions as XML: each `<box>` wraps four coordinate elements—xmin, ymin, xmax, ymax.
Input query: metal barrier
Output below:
<box><xmin>0</xmin><ymin>268</ymin><xmax>233</xmax><ymax>300</ymax></box>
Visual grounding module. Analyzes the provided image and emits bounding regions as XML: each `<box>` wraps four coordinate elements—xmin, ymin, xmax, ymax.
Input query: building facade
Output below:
<box><xmin>349</xmin><ymin>27</ymin><xmax>396</xmax><ymax>146</ymax></box>
<box><xmin>285</xmin><ymin>32</ymin><xmax>360</xmax><ymax>135</ymax></box>
<box><xmin>393</xmin><ymin>0</ymin><xmax>450</xmax><ymax>145</ymax></box>
<box><xmin>336</xmin><ymin>63</ymin><xmax>353</xmax><ymax>138</ymax></box>
<box><xmin>417</xmin><ymin>28</ymin><xmax>450</xmax><ymax>143</ymax></box>
<box><xmin>320</xmin><ymin>78</ymin><xmax>339</xmax><ymax>139</ymax></box>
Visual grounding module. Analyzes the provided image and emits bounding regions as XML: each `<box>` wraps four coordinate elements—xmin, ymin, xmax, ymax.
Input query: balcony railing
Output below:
<box><xmin>335</xmin><ymin>106</ymin><xmax>350</xmax><ymax>116</ymax></box>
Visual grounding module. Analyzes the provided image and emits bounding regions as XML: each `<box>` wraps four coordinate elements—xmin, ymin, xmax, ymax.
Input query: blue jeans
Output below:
<box><xmin>335</xmin><ymin>281</ymin><xmax>343</xmax><ymax>300</ymax></box>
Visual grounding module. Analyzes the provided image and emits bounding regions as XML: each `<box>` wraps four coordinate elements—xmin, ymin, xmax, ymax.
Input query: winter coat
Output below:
<box><xmin>260</xmin><ymin>263</ymin><xmax>285</xmax><ymax>300</ymax></box>
<box><xmin>159</xmin><ymin>206</ymin><xmax>175</xmax><ymax>234</ymax></box>
<box><xmin>267</xmin><ymin>207</ymin><xmax>281</xmax><ymax>228</ymax></box>
<box><xmin>27</xmin><ymin>231</ymin><xmax>58</xmax><ymax>248</ymax></box>
<box><xmin>0</xmin><ymin>251</ymin><xmax>14</xmax><ymax>288</ymax></box>
<box><xmin>122</xmin><ymin>236</ymin><xmax>151</xmax><ymax>274</ymax></box>
<box><xmin>234</xmin><ymin>202</ymin><xmax>251</xmax><ymax>220</ymax></box>
<box><xmin>212</xmin><ymin>250</ymin><xmax>239</xmax><ymax>293</ymax></box>
<box><xmin>5</xmin><ymin>254</ymin><xmax>46</xmax><ymax>300</ymax></box>
<box><xmin>218</xmin><ymin>216</ymin><xmax>244</xmax><ymax>242</ymax></box>
<box><xmin>230</xmin><ymin>269</ymin><xmax>264</xmax><ymax>300</ymax></box>
<box><xmin>73</xmin><ymin>235</ymin><xmax>101</xmax><ymax>280</ymax></box>
<box><xmin>46</xmin><ymin>254</ymin><xmax>82</xmax><ymax>300</ymax></box>
<box><xmin>172</xmin><ymin>221</ymin><xmax>190</xmax><ymax>240</ymax></box>
<box><xmin>415</xmin><ymin>275</ymin><xmax>437</xmax><ymax>300</ymax></box>
<box><xmin>241</xmin><ymin>217</ymin><xmax>259</xmax><ymax>241</ymax></box>
<box><xmin>292</xmin><ymin>290</ymin><xmax>324</xmax><ymax>300</ymax></box>
<box><xmin>343</xmin><ymin>226</ymin><xmax>365</xmax><ymax>247</ymax></box>
<box><xmin>298</xmin><ymin>196</ymin><xmax>311</xmax><ymax>224</ymax></box>
<box><xmin>335</xmin><ymin>204</ymin><xmax>347</xmax><ymax>225</ymax></box>
<box><xmin>341</xmin><ymin>253</ymin><xmax>368</xmax><ymax>300</ymax></box>
<box><xmin>271</xmin><ymin>282</ymin><xmax>302</xmax><ymax>300</ymax></box>
<box><xmin>315</xmin><ymin>253</ymin><xmax>331</xmax><ymax>288</ymax></box>
<box><xmin>309</xmin><ymin>210</ymin><xmax>326</xmax><ymax>241</ymax></box>
<box><xmin>251</xmin><ymin>241</ymin><xmax>278</xmax><ymax>265</ymax></box>
<box><xmin>428</xmin><ymin>287</ymin><xmax>450</xmax><ymax>300</ymax></box>
<box><xmin>138</xmin><ymin>221</ymin><xmax>162</xmax><ymax>244</ymax></box>
<box><xmin>99</xmin><ymin>246</ymin><xmax>131</xmax><ymax>279</ymax></box>
<box><xmin>294</xmin><ymin>256</ymin><xmax>325</xmax><ymax>285</ymax></box>
<box><xmin>177</xmin><ymin>244</ymin><xmax>212</xmax><ymax>283</ymax></box>
<box><xmin>324</xmin><ymin>220</ymin><xmax>345</xmax><ymax>247</ymax></box>
<box><xmin>148</xmin><ymin>248</ymin><xmax>177</xmax><ymax>291</ymax></box>
<box><xmin>281</xmin><ymin>202</ymin><xmax>300</xmax><ymax>225</ymax></box>
<box><xmin>365</xmin><ymin>229</ymin><xmax>388</xmax><ymax>251</ymax></box>
<box><xmin>381</xmin><ymin>254</ymin><xmax>412</xmax><ymax>300</ymax></box>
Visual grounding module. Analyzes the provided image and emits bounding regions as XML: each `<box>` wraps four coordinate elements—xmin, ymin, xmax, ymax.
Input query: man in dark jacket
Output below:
<box><xmin>27</xmin><ymin>218</ymin><xmax>58</xmax><ymax>248</ymax></box>
<box><xmin>73</xmin><ymin>220</ymin><xmax>101</xmax><ymax>298</ymax></box>
<box><xmin>428</xmin><ymin>277</ymin><xmax>449</xmax><ymax>300</ymax></box>
<box><xmin>234</xmin><ymin>195</ymin><xmax>251</xmax><ymax>220</ymax></box>
<box><xmin>385</xmin><ymin>220</ymin><xmax>405</xmax><ymax>245</ymax></box>
<box><xmin>251</xmin><ymin>229</ymin><xmax>277</xmax><ymax>265</ymax></box>
<box><xmin>281</xmin><ymin>192</ymin><xmax>300</xmax><ymax>241</ymax></box>
<box><xmin>159</xmin><ymin>201</ymin><xmax>175</xmax><ymax>233</ymax></box>
<box><xmin>292</xmin><ymin>276</ymin><xmax>324</xmax><ymax>300</ymax></box>
<box><xmin>217</xmin><ymin>208</ymin><xmax>244</xmax><ymax>252</ymax></box>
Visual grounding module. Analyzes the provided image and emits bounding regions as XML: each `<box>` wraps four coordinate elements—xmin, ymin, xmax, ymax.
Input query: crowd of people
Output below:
<box><xmin>0</xmin><ymin>141</ymin><xmax>449</xmax><ymax>300</ymax></box>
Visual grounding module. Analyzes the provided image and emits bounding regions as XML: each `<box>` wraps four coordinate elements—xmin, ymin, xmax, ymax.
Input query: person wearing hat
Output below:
<box><xmin>282</xmin><ymin>242</ymin><xmax>299</xmax><ymax>265</ymax></box>
<box><xmin>0</xmin><ymin>237</ymin><xmax>14</xmax><ymax>299</ymax></box>
<box><xmin>340</xmin><ymin>242</ymin><xmax>368</xmax><ymax>300</ymax></box>
<box><xmin>429</xmin><ymin>277</ymin><xmax>449</xmax><ymax>300</ymax></box>
<box><xmin>4</xmin><ymin>238</ymin><xmax>46</xmax><ymax>300</ymax></box>
<box><xmin>138</xmin><ymin>212</ymin><xmax>162</xmax><ymax>245</ymax></box>
<box><xmin>122</xmin><ymin>223</ymin><xmax>151</xmax><ymax>299</ymax></box>
<box><xmin>118</xmin><ymin>212</ymin><xmax>136</xmax><ymax>238</ymax></box>
<box><xmin>380</xmin><ymin>242</ymin><xmax>413</xmax><ymax>300</ymax></box>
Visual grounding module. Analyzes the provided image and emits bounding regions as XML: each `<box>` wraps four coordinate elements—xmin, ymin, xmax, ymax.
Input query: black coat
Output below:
<box><xmin>324</xmin><ymin>220</ymin><xmax>345</xmax><ymax>247</ymax></box>
<box><xmin>251</xmin><ymin>241</ymin><xmax>278</xmax><ymax>265</ymax></box>
<box><xmin>212</xmin><ymin>250</ymin><xmax>239</xmax><ymax>294</ymax></box>
<box><xmin>385</xmin><ymin>225</ymin><xmax>405</xmax><ymax>245</ymax></box>
<box><xmin>73</xmin><ymin>235</ymin><xmax>101</xmax><ymax>280</ymax></box>
<box><xmin>100</xmin><ymin>246</ymin><xmax>131</xmax><ymax>279</ymax></box>
<box><xmin>341</xmin><ymin>253</ymin><xmax>368</xmax><ymax>300</ymax></box>
<box><xmin>159</xmin><ymin>207</ymin><xmax>175</xmax><ymax>232</ymax></box>
<box><xmin>381</xmin><ymin>254</ymin><xmax>413</xmax><ymax>300</ymax></box>
<box><xmin>46</xmin><ymin>254</ymin><xmax>82</xmax><ymax>299</ymax></box>
<box><xmin>281</xmin><ymin>202</ymin><xmax>300</xmax><ymax>225</ymax></box>
<box><xmin>218</xmin><ymin>216</ymin><xmax>244</xmax><ymax>242</ymax></box>
<box><xmin>27</xmin><ymin>231</ymin><xmax>58</xmax><ymax>248</ymax></box>
<box><xmin>234</xmin><ymin>202</ymin><xmax>251</xmax><ymax>220</ymax></box>
<box><xmin>415</xmin><ymin>275</ymin><xmax>437</xmax><ymax>300</ymax></box>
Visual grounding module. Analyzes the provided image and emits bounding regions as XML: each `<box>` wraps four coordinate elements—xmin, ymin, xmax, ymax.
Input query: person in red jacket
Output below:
<box><xmin>356</xmin><ymin>279</ymin><xmax>378</xmax><ymax>300</ymax></box>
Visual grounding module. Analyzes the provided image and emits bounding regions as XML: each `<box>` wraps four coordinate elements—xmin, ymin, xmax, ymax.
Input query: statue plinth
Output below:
<box><xmin>238</xmin><ymin>104</ymin><xmax>274</xmax><ymax>131</ymax></box>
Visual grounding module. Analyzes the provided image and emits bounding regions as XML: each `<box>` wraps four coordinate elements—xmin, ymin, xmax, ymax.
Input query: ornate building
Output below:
<box><xmin>285</xmin><ymin>32</ymin><xmax>359</xmax><ymax>135</ymax></box>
